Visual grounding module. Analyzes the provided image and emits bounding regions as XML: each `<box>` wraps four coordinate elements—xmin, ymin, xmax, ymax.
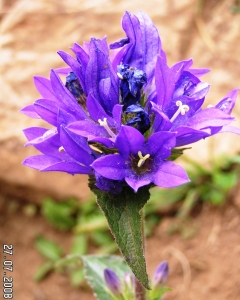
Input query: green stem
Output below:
<box><xmin>134</xmin><ymin>208</ymin><xmax>147</xmax><ymax>300</ymax></box>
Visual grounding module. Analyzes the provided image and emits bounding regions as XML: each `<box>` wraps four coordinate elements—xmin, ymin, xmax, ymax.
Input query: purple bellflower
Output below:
<box><xmin>149</xmin><ymin>54</ymin><xmax>240</xmax><ymax>146</ymax></box>
<box><xmin>22</xmin><ymin>10</ymin><xmax>239</xmax><ymax>195</ymax></box>
<box><xmin>92</xmin><ymin>126</ymin><xmax>189</xmax><ymax>192</ymax></box>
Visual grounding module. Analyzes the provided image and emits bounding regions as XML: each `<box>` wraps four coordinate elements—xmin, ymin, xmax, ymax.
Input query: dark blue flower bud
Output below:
<box><xmin>117</xmin><ymin>64</ymin><xmax>147</xmax><ymax>108</ymax></box>
<box><xmin>104</xmin><ymin>268</ymin><xmax>122</xmax><ymax>296</ymax></box>
<box><xmin>152</xmin><ymin>261</ymin><xmax>169</xmax><ymax>287</ymax></box>
<box><xmin>125</xmin><ymin>104</ymin><xmax>150</xmax><ymax>134</ymax></box>
<box><xmin>65</xmin><ymin>72</ymin><xmax>86</xmax><ymax>108</ymax></box>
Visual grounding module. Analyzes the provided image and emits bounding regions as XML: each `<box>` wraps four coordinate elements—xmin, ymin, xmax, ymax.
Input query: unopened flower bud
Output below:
<box><xmin>104</xmin><ymin>268</ymin><xmax>121</xmax><ymax>296</ymax></box>
<box><xmin>152</xmin><ymin>261</ymin><xmax>169</xmax><ymax>287</ymax></box>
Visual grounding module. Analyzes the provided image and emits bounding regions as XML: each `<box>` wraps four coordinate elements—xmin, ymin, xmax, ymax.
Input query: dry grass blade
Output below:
<box><xmin>164</xmin><ymin>246</ymin><xmax>191</xmax><ymax>298</ymax></box>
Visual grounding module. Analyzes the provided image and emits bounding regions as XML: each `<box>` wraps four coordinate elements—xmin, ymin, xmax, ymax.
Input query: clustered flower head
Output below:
<box><xmin>22</xmin><ymin>11</ymin><xmax>240</xmax><ymax>194</ymax></box>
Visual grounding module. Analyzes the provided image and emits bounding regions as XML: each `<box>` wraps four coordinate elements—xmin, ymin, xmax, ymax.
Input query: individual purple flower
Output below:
<box><xmin>149</xmin><ymin>53</ymin><xmax>239</xmax><ymax>146</ymax></box>
<box><xmin>152</xmin><ymin>261</ymin><xmax>169</xmax><ymax>287</ymax></box>
<box><xmin>104</xmin><ymin>268</ymin><xmax>122</xmax><ymax>296</ymax></box>
<box><xmin>92</xmin><ymin>126</ymin><xmax>189</xmax><ymax>192</ymax></box>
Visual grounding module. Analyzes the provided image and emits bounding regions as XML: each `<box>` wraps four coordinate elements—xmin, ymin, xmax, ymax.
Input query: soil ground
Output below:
<box><xmin>1</xmin><ymin>185</ymin><xmax>240</xmax><ymax>300</ymax></box>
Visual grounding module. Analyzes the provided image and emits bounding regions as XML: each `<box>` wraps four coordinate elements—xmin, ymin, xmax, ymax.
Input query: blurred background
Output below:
<box><xmin>1</xmin><ymin>0</ymin><xmax>240</xmax><ymax>299</ymax></box>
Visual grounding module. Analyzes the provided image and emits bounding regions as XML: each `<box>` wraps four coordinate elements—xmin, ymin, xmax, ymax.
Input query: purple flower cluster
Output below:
<box><xmin>22</xmin><ymin>11</ymin><xmax>240</xmax><ymax>194</ymax></box>
<box><xmin>103</xmin><ymin>261</ymin><xmax>169</xmax><ymax>297</ymax></box>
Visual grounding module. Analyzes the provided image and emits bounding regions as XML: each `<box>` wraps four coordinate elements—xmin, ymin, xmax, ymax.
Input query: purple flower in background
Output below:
<box><xmin>22</xmin><ymin>10</ymin><xmax>239</xmax><ymax>194</ymax></box>
<box><xmin>152</xmin><ymin>261</ymin><xmax>169</xmax><ymax>287</ymax></box>
<box><xmin>104</xmin><ymin>268</ymin><xmax>122</xmax><ymax>296</ymax></box>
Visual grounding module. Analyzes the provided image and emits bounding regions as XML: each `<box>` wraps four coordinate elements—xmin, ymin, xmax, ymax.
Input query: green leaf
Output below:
<box><xmin>91</xmin><ymin>231</ymin><xmax>113</xmax><ymax>246</ymax></box>
<box><xmin>35</xmin><ymin>236</ymin><xmax>63</xmax><ymax>262</ymax></box>
<box><xmin>96</xmin><ymin>243</ymin><xmax>119</xmax><ymax>255</ymax></box>
<box><xmin>74</xmin><ymin>216</ymin><xmax>108</xmax><ymax>234</ymax></box>
<box><xmin>42</xmin><ymin>198</ymin><xmax>78</xmax><ymax>230</ymax></box>
<box><xmin>70</xmin><ymin>268</ymin><xmax>85</xmax><ymax>287</ymax></box>
<box><xmin>213</xmin><ymin>171</ymin><xmax>238</xmax><ymax>192</ymax></box>
<box><xmin>70</xmin><ymin>235</ymin><xmax>88</xmax><ymax>255</ymax></box>
<box><xmin>81</xmin><ymin>255</ymin><xmax>131</xmax><ymax>300</ymax></box>
<box><xmin>34</xmin><ymin>261</ymin><xmax>54</xmax><ymax>282</ymax></box>
<box><xmin>90</xmin><ymin>179</ymin><xmax>151</xmax><ymax>290</ymax></box>
<box><xmin>208</xmin><ymin>189</ymin><xmax>225</xmax><ymax>205</ymax></box>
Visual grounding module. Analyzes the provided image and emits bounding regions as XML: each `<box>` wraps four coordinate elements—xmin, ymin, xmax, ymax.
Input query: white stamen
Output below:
<box><xmin>170</xmin><ymin>101</ymin><xmax>190</xmax><ymax>122</ymax></box>
<box><xmin>137</xmin><ymin>151</ymin><xmax>150</xmax><ymax>167</ymax></box>
<box><xmin>89</xmin><ymin>144</ymin><xmax>103</xmax><ymax>153</ymax></box>
<box><xmin>98</xmin><ymin>118</ymin><xmax>116</xmax><ymax>138</ymax></box>
<box><xmin>117</xmin><ymin>72</ymin><xmax>123</xmax><ymax>80</ymax></box>
<box><xmin>207</xmin><ymin>104</ymin><xmax>214</xmax><ymax>108</ymax></box>
<box><xmin>58</xmin><ymin>146</ymin><xmax>65</xmax><ymax>152</ymax></box>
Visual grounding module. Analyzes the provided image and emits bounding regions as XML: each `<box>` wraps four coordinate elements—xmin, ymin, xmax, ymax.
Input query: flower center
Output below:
<box><xmin>129</xmin><ymin>151</ymin><xmax>152</xmax><ymax>175</ymax></box>
<box><xmin>98</xmin><ymin>118</ymin><xmax>116</xmax><ymax>138</ymax></box>
<box><xmin>137</xmin><ymin>151</ymin><xmax>150</xmax><ymax>167</ymax></box>
<box><xmin>170</xmin><ymin>101</ymin><xmax>190</xmax><ymax>122</ymax></box>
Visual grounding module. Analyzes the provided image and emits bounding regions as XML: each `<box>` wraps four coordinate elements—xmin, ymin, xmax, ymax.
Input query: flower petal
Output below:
<box><xmin>186</xmin><ymin>107</ymin><xmax>235</xmax><ymax>130</ymax></box>
<box><xmin>218</xmin><ymin>125</ymin><xmax>240</xmax><ymax>135</ymax></box>
<box><xmin>50</xmin><ymin>70</ymin><xmax>87</xmax><ymax>120</ymax></box>
<box><xmin>155</xmin><ymin>53</ymin><xmax>175</xmax><ymax>109</ymax></box>
<box><xmin>42</xmin><ymin>161</ymin><xmax>92</xmax><ymax>174</ymax></box>
<box><xmin>23</xmin><ymin>155</ymin><xmax>61</xmax><ymax>170</ymax></box>
<box><xmin>34</xmin><ymin>99</ymin><xmax>59</xmax><ymax>126</ymax></box>
<box><xmin>33</xmin><ymin>76</ymin><xmax>59</xmax><ymax>102</ymax></box>
<box><xmin>91</xmin><ymin>154</ymin><xmax>125</xmax><ymax>180</ymax></box>
<box><xmin>68</xmin><ymin>119</ymin><xmax>109</xmax><ymax>139</ymax></box>
<box><xmin>215</xmin><ymin>88</ymin><xmax>240</xmax><ymax>115</ymax></box>
<box><xmin>21</xmin><ymin>104</ymin><xmax>41</xmax><ymax>119</ymax></box>
<box><xmin>146</xmin><ymin>131</ymin><xmax>176</xmax><ymax>158</ymax></box>
<box><xmin>125</xmin><ymin>176</ymin><xmax>151</xmax><ymax>193</ymax></box>
<box><xmin>176</xmin><ymin>126</ymin><xmax>210</xmax><ymax>146</ymax></box>
<box><xmin>59</xmin><ymin>126</ymin><xmax>94</xmax><ymax>165</ymax></box>
<box><xmin>153</xmin><ymin>161</ymin><xmax>190</xmax><ymax>188</ymax></box>
<box><xmin>115</xmin><ymin>126</ymin><xmax>145</xmax><ymax>157</ymax></box>
<box><xmin>58</xmin><ymin>50</ymin><xmax>86</xmax><ymax>93</ymax></box>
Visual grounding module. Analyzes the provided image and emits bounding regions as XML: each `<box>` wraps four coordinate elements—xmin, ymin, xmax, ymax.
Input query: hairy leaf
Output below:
<box><xmin>89</xmin><ymin>177</ymin><xmax>151</xmax><ymax>289</ymax></box>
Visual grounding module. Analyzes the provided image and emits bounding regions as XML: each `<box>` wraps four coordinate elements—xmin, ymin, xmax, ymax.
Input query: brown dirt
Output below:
<box><xmin>1</xmin><ymin>0</ymin><xmax>240</xmax><ymax>299</ymax></box>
